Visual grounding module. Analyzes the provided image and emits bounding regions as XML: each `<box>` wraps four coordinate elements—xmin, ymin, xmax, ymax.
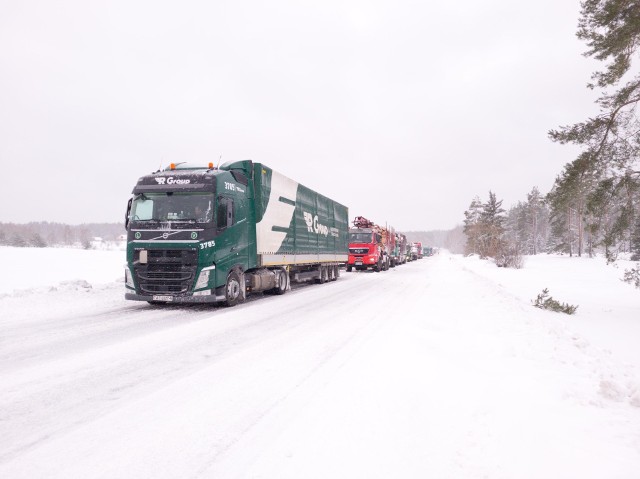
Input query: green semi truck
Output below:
<box><xmin>124</xmin><ymin>160</ymin><xmax>349</xmax><ymax>306</ymax></box>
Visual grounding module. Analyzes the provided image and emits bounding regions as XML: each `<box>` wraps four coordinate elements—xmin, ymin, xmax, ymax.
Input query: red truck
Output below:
<box><xmin>347</xmin><ymin>216</ymin><xmax>393</xmax><ymax>272</ymax></box>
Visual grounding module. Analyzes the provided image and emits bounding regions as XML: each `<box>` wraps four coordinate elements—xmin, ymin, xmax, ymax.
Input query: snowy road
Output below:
<box><xmin>1</xmin><ymin>251</ymin><xmax>639</xmax><ymax>478</ymax></box>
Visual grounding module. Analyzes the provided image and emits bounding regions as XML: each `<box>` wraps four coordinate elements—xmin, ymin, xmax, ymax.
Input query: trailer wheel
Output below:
<box><xmin>328</xmin><ymin>265</ymin><xmax>336</xmax><ymax>281</ymax></box>
<box><xmin>271</xmin><ymin>269</ymin><xmax>288</xmax><ymax>295</ymax></box>
<box><xmin>331</xmin><ymin>265</ymin><xmax>339</xmax><ymax>281</ymax></box>
<box><xmin>316</xmin><ymin>265</ymin><xmax>328</xmax><ymax>284</ymax></box>
<box><xmin>224</xmin><ymin>271</ymin><xmax>243</xmax><ymax>307</ymax></box>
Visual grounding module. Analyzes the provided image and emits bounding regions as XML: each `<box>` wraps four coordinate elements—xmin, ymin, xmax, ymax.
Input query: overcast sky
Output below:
<box><xmin>0</xmin><ymin>0</ymin><xmax>600</xmax><ymax>231</ymax></box>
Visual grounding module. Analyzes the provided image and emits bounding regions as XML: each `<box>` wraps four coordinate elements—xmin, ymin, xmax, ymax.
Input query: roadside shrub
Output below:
<box><xmin>622</xmin><ymin>264</ymin><xmax>640</xmax><ymax>289</ymax></box>
<box><xmin>605</xmin><ymin>249</ymin><xmax>618</xmax><ymax>265</ymax></box>
<box><xmin>495</xmin><ymin>244</ymin><xmax>525</xmax><ymax>269</ymax></box>
<box><xmin>532</xmin><ymin>288</ymin><xmax>578</xmax><ymax>315</ymax></box>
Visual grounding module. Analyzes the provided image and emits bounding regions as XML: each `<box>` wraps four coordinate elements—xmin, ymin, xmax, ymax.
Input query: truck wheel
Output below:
<box><xmin>346</xmin><ymin>265</ymin><xmax>352</xmax><ymax>272</ymax></box>
<box><xmin>316</xmin><ymin>265</ymin><xmax>328</xmax><ymax>283</ymax></box>
<box><xmin>271</xmin><ymin>269</ymin><xmax>288</xmax><ymax>295</ymax></box>
<box><xmin>374</xmin><ymin>260</ymin><xmax>381</xmax><ymax>272</ymax></box>
<box><xmin>224</xmin><ymin>271</ymin><xmax>243</xmax><ymax>307</ymax></box>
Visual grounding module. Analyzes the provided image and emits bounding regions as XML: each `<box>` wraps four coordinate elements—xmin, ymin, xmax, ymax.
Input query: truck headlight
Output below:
<box><xmin>195</xmin><ymin>265</ymin><xmax>215</xmax><ymax>290</ymax></box>
<box><xmin>125</xmin><ymin>265</ymin><xmax>135</xmax><ymax>289</ymax></box>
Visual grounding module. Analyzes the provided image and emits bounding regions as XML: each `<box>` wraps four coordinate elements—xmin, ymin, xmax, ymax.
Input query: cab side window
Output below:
<box><xmin>216</xmin><ymin>197</ymin><xmax>234</xmax><ymax>230</ymax></box>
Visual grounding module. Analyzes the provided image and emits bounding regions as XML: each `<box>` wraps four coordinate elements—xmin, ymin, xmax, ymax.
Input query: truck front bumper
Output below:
<box><xmin>348</xmin><ymin>255</ymin><xmax>379</xmax><ymax>266</ymax></box>
<box><xmin>125</xmin><ymin>292</ymin><xmax>224</xmax><ymax>304</ymax></box>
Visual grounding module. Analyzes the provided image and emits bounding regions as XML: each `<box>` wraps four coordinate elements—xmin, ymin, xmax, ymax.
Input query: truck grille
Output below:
<box><xmin>349</xmin><ymin>247</ymin><xmax>369</xmax><ymax>254</ymax></box>
<box><xmin>134</xmin><ymin>249</ymin><xmax>198</xmax><ymax>295</ymax></box>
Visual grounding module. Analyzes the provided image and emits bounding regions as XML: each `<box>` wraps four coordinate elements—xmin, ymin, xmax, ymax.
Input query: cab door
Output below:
<box><xmin>214</xmin><ymin>195</ymin><xmax>249</xmax><ymax>287</ymax></box>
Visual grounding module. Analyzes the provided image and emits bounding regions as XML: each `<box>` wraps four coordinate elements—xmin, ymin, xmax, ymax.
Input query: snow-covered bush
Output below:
<box><xmin>622</xmin><ymin>264</ymin><xmax>640</xmax><ymax>289</ymax></box>
<box><xmin>495</xmin><ymin>244</ymin><xmax>525</xmax><ymax>269</ymax></box>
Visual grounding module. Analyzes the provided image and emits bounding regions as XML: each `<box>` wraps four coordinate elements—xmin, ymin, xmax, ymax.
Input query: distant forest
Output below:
<box><xmin>0</xmin><ymin>222</ymin><xmax>125</xmax><ymax>249</ymax></box>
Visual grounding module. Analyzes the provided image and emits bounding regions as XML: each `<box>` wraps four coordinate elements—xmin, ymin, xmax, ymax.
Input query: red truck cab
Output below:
<box><xmin>347</xmin><ymin>228</ymin><xmax>386</xmax><ymax>272</ymax></box>
<box><xmin>347</xmin><ymin>216</ymin><xmax>392</xmax><ymax>272</ymax></box>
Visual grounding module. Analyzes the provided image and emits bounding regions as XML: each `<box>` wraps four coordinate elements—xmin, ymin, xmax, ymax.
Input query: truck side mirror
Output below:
<box><xmin>125</xmin><ymin>198</ymin><xmax>133</xmax><ymax>229</ymax></box>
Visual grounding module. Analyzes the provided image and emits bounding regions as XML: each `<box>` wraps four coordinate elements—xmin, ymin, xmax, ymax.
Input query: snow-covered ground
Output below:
<box><xmin>0</xmin><ymin>246</ymin><xmax>124</xmax><ymax>295</ymax></box>
<box><xmin>0</xmin><ymin>246</ymin><xmax>639</xmax><ymax>478</ymax></box>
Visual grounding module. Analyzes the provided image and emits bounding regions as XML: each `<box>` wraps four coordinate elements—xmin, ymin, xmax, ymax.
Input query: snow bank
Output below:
<box><xmin>458</xmin><ymin>253</ymin><xmax>640</xmax><ymax>367</ymax></box>
<box><xmin>0</xmin><ymin>246</ymin><xmax>124</xmax><ymax>296</ymax></box>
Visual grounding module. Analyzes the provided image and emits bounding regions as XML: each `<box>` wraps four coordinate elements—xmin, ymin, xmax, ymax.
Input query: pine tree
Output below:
<box><xmin>463</xmin><ymin>196</ymin><xmax>483</xmax><ymax>255</ymax></box>
<box><xmin>546</xmin><ymin>155</ymin><xmax>599</xmax><ymax>256</ymax></box>
<box><xmin>550</xmin><ymin>0</ymin><xmax>640</xmax><ymax>174</ymax></box>
<box><xmin>524</xmin><ymin>186</ymin><xmax>549</xmax><ymax>255</ymax></box>
<box><xmin>477</xmin><ymin>191</ymin><xmax>506</xmax><ymax>259</ymax></box>
<box><xmin>504</xmin><ymin>202</ymin><xmax>525</xmax><ymax>253</ymax></box>
<box><xmin>549</xmin><ymin>1</ymin><xmax>640</xmax><ymax>257</ymax></box>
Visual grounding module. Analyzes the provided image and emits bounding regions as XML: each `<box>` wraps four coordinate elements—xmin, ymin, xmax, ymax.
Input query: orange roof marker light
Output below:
<box><xmin>208</xmin><ymin>162</ymin><xmax>214</xmax><ymax>169</ymax></box>
<box><xmin>169</xmin><ymin>163</ymin><xmax>176</xmax><ymax>170</ymax></box>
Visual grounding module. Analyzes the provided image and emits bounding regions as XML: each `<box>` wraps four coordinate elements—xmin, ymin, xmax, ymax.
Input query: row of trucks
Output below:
<box><xmin>347</xmin><ymin>216</ymin><xmax>407</xmax><ymax>271</ymax></box>
<box><xmin>123</xmin><ymin>161</ymin><xmax>430</xmax><ymax>306</ymax></box>
<box><xmin>346</xmin><ymin>217</ymin><xmax>428</xmax><ymax>271</ymax></box>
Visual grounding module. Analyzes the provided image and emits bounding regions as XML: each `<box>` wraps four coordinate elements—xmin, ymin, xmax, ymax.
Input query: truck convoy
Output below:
<box><xmin>347</xmin><ymin>216</ymin><xmax>398</xmax><ymax>272</ymax></box>
<box><xmin>124</xmin><ymin>161</ymin><xmax>349</xmax><ymax>306</ymax></box>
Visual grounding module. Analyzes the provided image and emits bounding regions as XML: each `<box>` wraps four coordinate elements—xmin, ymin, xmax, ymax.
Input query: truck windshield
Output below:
<box><xmin>130</xmin><ymin>192</ymin><xmax>214</xmax><ymax>225</ymax></box>
<box><xmin>349</xmin><ymin>232</ymin><xmax>373</xmax><ymax>243</ymax></box>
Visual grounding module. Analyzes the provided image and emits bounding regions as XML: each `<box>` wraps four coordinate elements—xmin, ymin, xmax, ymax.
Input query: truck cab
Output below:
<box><xmin>347</xmin><ymin>228</ymin><xmax>389</xmax><ymax>272</ymax></box>
<box><xmin>395</xmin><ymin>233</ymin><xmax>408</xmax><ymax>265</ymax></box>
<box><xmin>124</xmin><ymin>162</ymin><xmax>253</xmax><ymax>305</ymax></box>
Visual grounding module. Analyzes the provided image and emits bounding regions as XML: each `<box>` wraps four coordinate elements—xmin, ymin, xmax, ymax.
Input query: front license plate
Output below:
<box><xmin>152</xmin><ymin>295</ymin><xmax>174</xmax><ymax>301</ymax></box>
<box><xmin>355</xmin><ymin>261</ymin><xmax>363</xmax><ymax>265</ymax></box>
